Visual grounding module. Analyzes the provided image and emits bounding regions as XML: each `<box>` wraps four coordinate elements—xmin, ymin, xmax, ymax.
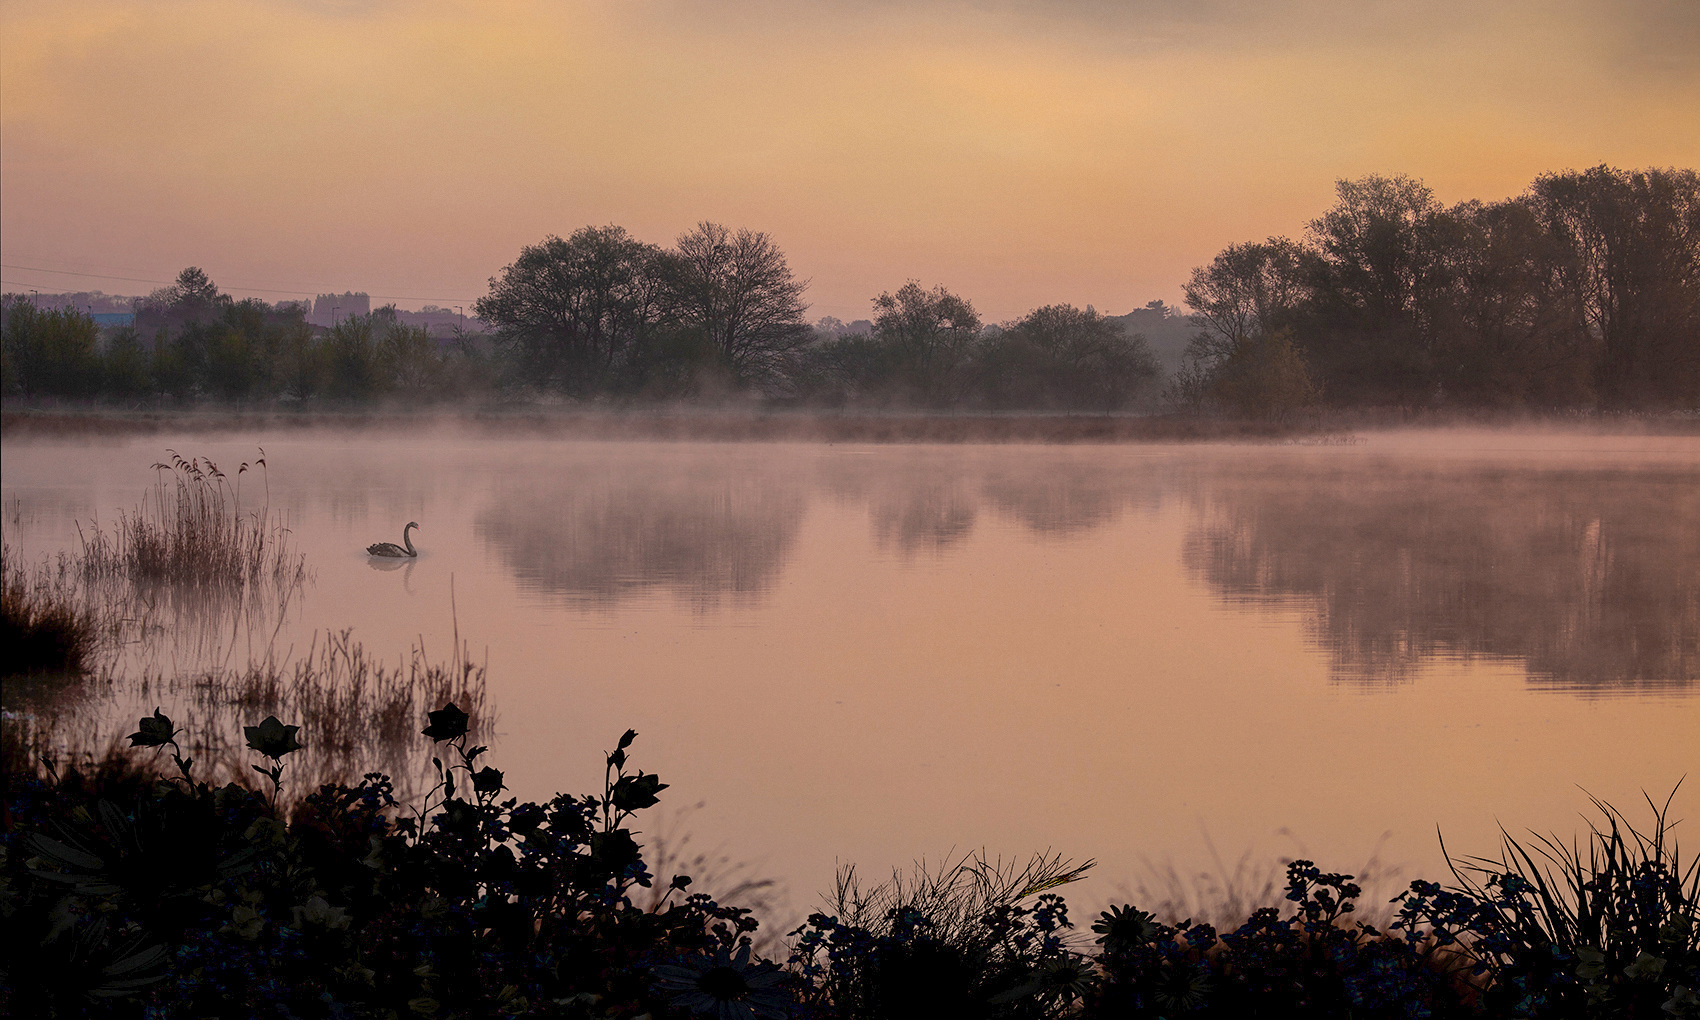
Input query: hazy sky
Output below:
<box><xmin>3</xmin><ymin>0</ymin><xmax>1696</xmax><ymax>320</ymax></box>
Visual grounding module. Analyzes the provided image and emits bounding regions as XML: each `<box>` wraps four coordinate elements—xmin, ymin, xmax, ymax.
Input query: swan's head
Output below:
<box><xmin>406</xmin><ymin>521</ymin><xmax>420</xmax><ymax>531</ymax></box>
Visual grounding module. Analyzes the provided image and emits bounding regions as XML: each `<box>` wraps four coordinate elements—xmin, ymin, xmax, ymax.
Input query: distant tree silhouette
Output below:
<box><xmin>1180</xmin><ymin>165</ymin><xmax>1698</xmax><ymax>411</ymax></box>
<box><xmin>1</xmin><ymin>300</ymin><xmax>102</xmax><ymax>397</ymax></box>
<box><xmin>1527</xmin><ymin>165</ymin><xmax>1700</xmax><ymax>408</ymax></box>
<box><xmin>869</xmin><ymin>282</ymin><xmax>982</xmax><ymax>405</ymax></box>
<box><xmin>979</xmin><ymin>303</ymin><xmax>1159</xmax><ymax>410</ymax></box>
<box><xmin>136</xmin><ymin>267</ymin><xmax>232</xmax><ymax>330</ymax></box>
<box><xmin>671</xmin><ymin>222</ymin><xmax>813</xmax><ymax>386</ymax></box>
<box><xmin>1182</xmin><ymin>238</ymin><xmax>1310</xmax><ymax>362</ymax></box>
<box><xmin>474</xmin><ymin>226</ymin><xmax>674</xmax><ymax>394</ymax></box>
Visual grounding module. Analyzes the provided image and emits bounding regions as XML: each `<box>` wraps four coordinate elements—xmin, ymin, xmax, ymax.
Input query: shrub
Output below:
<box><xmin>1</xmin><ymin>707</ymin><xmax>791</xmax><ymax>1018</ymax></box>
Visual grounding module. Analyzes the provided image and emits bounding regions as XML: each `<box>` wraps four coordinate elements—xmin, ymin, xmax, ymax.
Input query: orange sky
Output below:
<box><xmin>3</xmin><ymin>0</ymin><xmax>1697</xmax><ymax>320</ymax></box>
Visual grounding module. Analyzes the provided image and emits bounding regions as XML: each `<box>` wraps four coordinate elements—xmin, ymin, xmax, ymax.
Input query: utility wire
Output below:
<box><xmin>0</xmin><ymin>262</ymin><xmax>479</xmax><ymax>304</ymax></box>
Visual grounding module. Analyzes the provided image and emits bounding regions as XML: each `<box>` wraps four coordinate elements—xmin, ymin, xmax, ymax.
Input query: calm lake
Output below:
<box><xmin>3</xmin><ymin>426</ymin><xmax>1696</xmax><ymax>922</ymax></box>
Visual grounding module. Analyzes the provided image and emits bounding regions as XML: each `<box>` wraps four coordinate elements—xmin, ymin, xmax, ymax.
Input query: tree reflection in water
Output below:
<box><xmin>1182</xmin><ymin>461</ymin><xmax>1699</xmax><ymax>689</ymax></box>
<box><xmin>475</xmin><ymin>463</ymin><xmax>808</xmax><ymax>609</ymax></box>
<box><xmin>472</xmin><ymin>445</ymin><xmax>1695</xmax><ymax>692</ymax></box>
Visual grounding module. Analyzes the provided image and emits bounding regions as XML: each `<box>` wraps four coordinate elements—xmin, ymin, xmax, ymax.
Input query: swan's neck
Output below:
<box><xmin>403</xmin><ymin>524</ymin><xmax>417</xmax><ymax>556</ymax></box>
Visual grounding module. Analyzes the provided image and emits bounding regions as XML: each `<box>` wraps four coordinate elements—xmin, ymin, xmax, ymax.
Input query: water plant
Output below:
<box><xmin>1393</xmin><ymin>787</ymin><xmax>1700</xmax><ymax>1018</ymax></box>
<box><xmin>76</xmin><ymin>449</ymin><xmax>305</xmax><ymax>592</ymax></box>
<box><xmin>1</xmin><ymin>541</ymin><xmax>98</xmax><ymax>675</ymax></box>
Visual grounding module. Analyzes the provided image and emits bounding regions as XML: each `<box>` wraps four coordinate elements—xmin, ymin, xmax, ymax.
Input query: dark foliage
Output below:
<box><xmin>2</xmin><ymin>703</ymin><xmax>1696</xmax><ymax>1017</ymax></box>
<box><xmin>1178</xmin><ymin>165</ymin><xmax>1700</xmax><ymax>413</ymax></box>
<box><xmin>3</xmin><ymin>269</ymin><xmax>491</xmax><ymax>406</ymax></box>
<box><xmin>1</xmin><ymin>709</ymin><xmax>786</xmax><ymax>1018</ymax></box>
<box><xmin>1</xmin><ymin>544</ymin><xmax>97</xmax><ymax>676</ymax></box>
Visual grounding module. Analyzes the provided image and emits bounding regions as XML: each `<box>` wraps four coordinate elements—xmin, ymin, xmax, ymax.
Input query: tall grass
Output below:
<box><xmin>157</xmin><ymin>628</ymin><xmax>489</xmax><ymax>798</ymax></box>
<box><xmin>1446</xmin><ymin>788</ymin><xmax>1698</xmax><ymax>991</ymax></box>
<box><xmin>827</xmin><ymin>849</ymin><xmax>1094</xmax><ymax>948</ymax></box>
<box><xmin>17</xmin><ymin>627</ymin><xmax>491</xmax><ymax>810</ymax></box>
<box><xmin>1</xmin><ymin>542</ymin><xmax>100</xmax><ymax>675</ymax></box>
<box><xmin>77</xmin><ymin>449</ymin><xmax>306</xmax><ymax>591</ymax></box>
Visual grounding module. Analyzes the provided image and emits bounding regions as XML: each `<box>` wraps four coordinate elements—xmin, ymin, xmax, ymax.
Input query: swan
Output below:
<box><xmin>367</xmin><ymin>521</ymin><xmax>419</xmax><ymax>558</ymax></box>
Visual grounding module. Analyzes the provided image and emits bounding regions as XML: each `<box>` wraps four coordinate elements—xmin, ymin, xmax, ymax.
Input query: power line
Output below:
<box><xmin>0</xmin><ymin>262</ymin><xmax>479</xmax><ymax>304</ymax></box>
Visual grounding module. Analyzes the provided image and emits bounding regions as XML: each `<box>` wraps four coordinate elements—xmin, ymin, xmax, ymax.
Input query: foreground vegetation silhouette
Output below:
<box><xmin>3</xmin><ymin>703</ymin><xmax>1695</xmax><ymax>1018</ymax></box>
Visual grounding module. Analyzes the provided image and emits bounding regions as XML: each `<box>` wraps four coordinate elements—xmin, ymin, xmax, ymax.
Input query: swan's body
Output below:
<box><xmin>367</xmin><ymin>521</ymin><xmax>419</xmax><ymax>558</ymax></box>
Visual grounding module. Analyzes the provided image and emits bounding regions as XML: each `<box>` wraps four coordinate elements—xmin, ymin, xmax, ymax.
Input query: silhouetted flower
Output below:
<box><xmin>1155</xmin><ymin>959</ymin><xmax>1212</xmax><ymax>1012</ymax></box>
<box><xmin>128</xmin><ymin>708</ymin><xmax>178</xmax><ymax>748</ymax></box>
<box><xmin>611</xmin><ymin>771</ymin><xmax>667</xmax><ymax>811</ymax></box>
<box><xmin>422</xmin><ymin>702</ymin><xmax>469</xmax><ymax>741</ymax></box>
<box><xmin>243</xmin><ymin>716</ymin><xmax>302</xmax><ymax>758</ymax></box>
<box><xmin>652</xmin><ymin>944</ymin><xmax>791</xmax><ymax>1019</ymax></box>
<box><xmin>1034</xmin><ymin>954</ymin><xmax>1097</xmax><ymax>1002</ymax></box>
<box><xmin>472</xmin><ymin>766</ymin><xmax>504</xmax><ymax>794</ymax></box>
<box><xmin>1093</xmin><ymin>905</ymin><xmax>1162</xmax><ymax>950</ymax></box>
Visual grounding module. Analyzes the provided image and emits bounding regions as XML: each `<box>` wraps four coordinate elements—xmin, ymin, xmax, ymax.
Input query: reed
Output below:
<box><xmin>155</xmin><ymin>627</ymin><xmax>491</xmax><ymax>798</ymax></box>
<box><xmin>0</xmin><ymin>542</ymin><xmax>99</xmax><ymax>675</ymax></box>
<box><xmin>77</xmin><ymin>449</ymin><xmax>306</xmax><ymax>591</ymax></box>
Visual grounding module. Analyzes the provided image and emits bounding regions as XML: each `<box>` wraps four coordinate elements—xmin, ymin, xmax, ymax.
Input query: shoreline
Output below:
<box><xmin>5</xmin><ymin>404</ymin><xmax>1697</xmax><ymax>443</ymax></box>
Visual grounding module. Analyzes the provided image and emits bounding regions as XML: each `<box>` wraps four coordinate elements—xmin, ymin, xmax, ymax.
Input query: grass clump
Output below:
<box><xmin>1</xmin><ymin>542</ymin><xmax>98</xmax><ymax>675</ymax></box>
<box><xmin>1395</xmin><ymin>787</ymin><xmax>1700</xmax><ymax>1018</ymax></box>
<box><xmin>77</xmin><ymin>449</ymin><xmax>305</xmax><ymax>591</ymax></box>
<box><xmin>791</xmin><ymin>851</ymin><xmax>1095</xmax><ymax>1017</ymax></box>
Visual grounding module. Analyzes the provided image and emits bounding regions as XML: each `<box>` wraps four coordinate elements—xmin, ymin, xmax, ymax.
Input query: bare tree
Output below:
<box><xmin>671</xmin><ymin>222</ymin><xmax>812</xmax><ymax>385</ymax></box>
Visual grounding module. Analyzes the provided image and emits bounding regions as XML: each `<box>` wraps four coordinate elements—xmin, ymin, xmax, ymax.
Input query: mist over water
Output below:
<box><xmin>3</xmin><ymin>426</ymin><xmax>1695</xmax><ymax>923</ymax></box>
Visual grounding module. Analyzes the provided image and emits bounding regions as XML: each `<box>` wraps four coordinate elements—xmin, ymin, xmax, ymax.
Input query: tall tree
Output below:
<box><xmin>982</xmin><ymin>304</ymin><xmax>1159</xmax><ymax>410</ymax></box>
<box><xmin>1299</xmin><ymin>175</ymin><xmax>1452</xmax><ymax>403</ymax></box>
<box><xmin>1528</xmin><ymin>166</ymin><xmax>1700</xmax><ymax>407</ymax></box>
<box><xmin>475</xmin><ymin>226</ymin><xmax>672</xmax><ymax>394</ymax></box>
<box><xmin>136</xmin><ymin>267</ymin><xmax>231</xmax><ymax>330</ymax></box>
<box><xmin>1425</xmin><ymin>198</ymin><xmax>1594</xmax><ymax>406</ymax></box>
<box><xmin>1182</xmin><ymin>238</ymin><xmax>1310</xmax><ymax>362</ymax></box>
<box><xmin>671</xmin><ymin>222</ymin><xmax>812</xmax><ymax>385</ymax></box>
<box><xmin>869</xmin><ymin>281</ymin><xmax>982</xmax><ymax>405</ymax></box>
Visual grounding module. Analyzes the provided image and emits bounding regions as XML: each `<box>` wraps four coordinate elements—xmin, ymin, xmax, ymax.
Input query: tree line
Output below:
<box><xmin>2</xmin><ymin>268</ymin><xmax>490</xmax><ymax>402</ymax></box>
<box><xmin>471</xmin><ymin>221</ymin><xmax>1161</xmax><ymax>409</ymax></box>
<box><xmin>4</xmin><ymin>165</ymin><xmax>1694</xmax><ymax>412</ymax></box>
<box><xmin>1176</xmin><ymin>165</ymin><xmax>1699</xmax><ymax>414</ymax></box>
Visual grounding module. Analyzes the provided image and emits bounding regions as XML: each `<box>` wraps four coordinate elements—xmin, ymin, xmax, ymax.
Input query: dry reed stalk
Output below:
<box><xmin>1</xmin><ymin>541</ymin><xmax>105</xmax><ymax>675</ymax></box>
<box><xmin>153</xmin><ymin>627</ymin><xmax>492</xmax><ymax>801</ymax></box>
<box><xmin>77</xmin><ymin>450</ymin><xmax>307</xmax><ymax>592</ymax></box>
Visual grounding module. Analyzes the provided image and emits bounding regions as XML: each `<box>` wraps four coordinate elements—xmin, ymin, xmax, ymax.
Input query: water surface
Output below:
<box><xmin>4</xmin><ymin>427</ymin><xmax>1695</xmax><ymax>920</ymax></box>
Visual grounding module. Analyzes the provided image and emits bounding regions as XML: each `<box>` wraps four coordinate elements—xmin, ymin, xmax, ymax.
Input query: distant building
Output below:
<box><xmin>91</xmin><ymin>312</ymin><xmax>135</xmax><ymax>326</ymax></box>
<box><xmin>311</xmin><ymin>291</ymin><xmax>370</xmax><ymax>327</ymax></box>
